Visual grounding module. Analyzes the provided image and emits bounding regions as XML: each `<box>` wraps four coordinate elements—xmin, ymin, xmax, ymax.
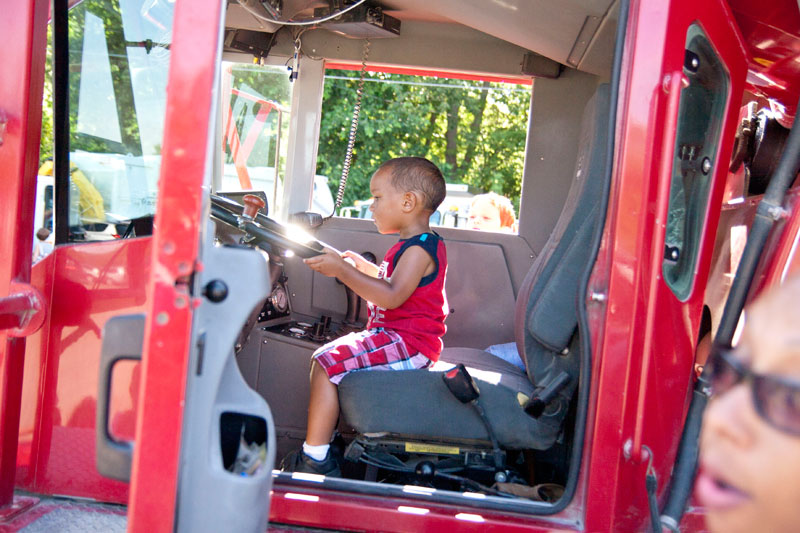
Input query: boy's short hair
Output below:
<box><xmin>379</xmin><ymin>157</ymin><xmax>446</xmax><ymax>211</ymax></box>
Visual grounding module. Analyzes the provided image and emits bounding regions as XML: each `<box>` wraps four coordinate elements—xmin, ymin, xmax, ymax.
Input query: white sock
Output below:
<box><xmin>302</xmin><ymin>442</ymin><xmax>330</xmax><ymax>462</ymax></box>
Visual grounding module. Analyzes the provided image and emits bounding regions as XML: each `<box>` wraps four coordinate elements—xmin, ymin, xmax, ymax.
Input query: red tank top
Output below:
<box><xmin>367</xmin><ymin>233</ymin><xmax>448</xmax><ymax>361</ymax></box>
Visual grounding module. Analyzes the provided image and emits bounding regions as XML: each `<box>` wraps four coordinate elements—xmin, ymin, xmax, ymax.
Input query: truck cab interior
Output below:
<box><xmin>14</xmin><ymin>0</ymin><xmax>800</xmax><ymax>529</ymax></box>
<box><xmin>204</xmin><ymin>0</ymin><xmax>620</xmax><ymax>511</ymax></box>
<box><xmin>39</xmin><ymin>0</ymin><xmax>793</xmax><ymax>524</ymax></box>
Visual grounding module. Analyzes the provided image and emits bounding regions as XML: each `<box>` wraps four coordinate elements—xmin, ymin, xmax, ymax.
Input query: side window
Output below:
<box><xmin>315</xmin><ymin>69</ymin><xmax>531</xmax><ymax>233</ymax></box>
<box><xmin>662</xmin><ymin>24</ymin><xmax>729</xmax><ymax>300</ymax></box>
<box><xmin>57</xmin><ymin>0</ymin><xmax>174</xmax><ymax>242</ymax></box>
<box><xmin>220</xmin><ymin>63</ymin><xmax>292</xmax><ymax>215</ymax></box>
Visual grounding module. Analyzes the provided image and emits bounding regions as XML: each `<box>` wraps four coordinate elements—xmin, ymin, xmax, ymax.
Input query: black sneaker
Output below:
<box><xmin>281</xmin><ymin>449</ymin><xmax>341</xmax><ymax>477</ymax></box>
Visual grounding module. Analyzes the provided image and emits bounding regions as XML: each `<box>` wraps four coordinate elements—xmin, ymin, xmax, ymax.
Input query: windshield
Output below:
<box><xmin>317</xmin><ymin>69</ymin><xmax>531</xmax><ymax>233</ymax></box>
<box><xmin>62</xmin><ymin>0</ymin><xmax>173</xmax><ymax>240</ymax></box>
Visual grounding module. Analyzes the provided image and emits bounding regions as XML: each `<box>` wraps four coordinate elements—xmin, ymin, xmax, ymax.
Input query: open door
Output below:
<box><xmin>113</xmin><ymin>1</ymin><xmax>278</xmax><ymax>532</ymax></box>
<box><xmin>3</xmin><ymin>0</ymin><xmax>279</xmax><ymax>526</ymax></box>
<box><xmin>582</xmin><ymin>0</ymin><xmax>747</xmax><ymax>530</ymax></box>
<box><xmin>0</xmin><ymin>0</ymin><xmax>48</xmax><ymax>514</ymax></box>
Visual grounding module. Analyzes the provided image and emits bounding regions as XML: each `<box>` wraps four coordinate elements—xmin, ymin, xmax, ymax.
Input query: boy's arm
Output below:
<box><xmin>304</xmin><ymin>246</ymin><xmax>434</xmax><ymax>310</ymax></box>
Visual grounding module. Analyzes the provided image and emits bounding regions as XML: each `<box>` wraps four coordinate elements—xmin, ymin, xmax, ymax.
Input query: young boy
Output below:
<box><xmin>467</xmin><ymin>192</ymin><xmax>516</xmax><ymax>233</ymax></box>
<box><xmin>285</xmin><ymin>157</ymin><xmax>448</xmax><ymax>476</ymax></box>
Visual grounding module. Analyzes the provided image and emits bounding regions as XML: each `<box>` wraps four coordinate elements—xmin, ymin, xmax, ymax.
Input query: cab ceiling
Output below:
<box><xmin>378</xmin><ymin>0</ymin><xmax>617</xmax><ymax>76</ymax></box>
<box><xmin>225</xmin><ymin>0</ymin><xmax>618</xmax><ymax>77</ymax></box>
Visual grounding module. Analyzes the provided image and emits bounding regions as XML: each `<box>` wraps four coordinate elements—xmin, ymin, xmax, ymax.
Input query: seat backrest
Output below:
<box><xmin>514</xmin><ymin>84</ymin><xmax>610</xmax><ymax>391</ymax></box>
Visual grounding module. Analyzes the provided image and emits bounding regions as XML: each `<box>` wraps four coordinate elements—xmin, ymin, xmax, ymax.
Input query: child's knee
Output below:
<box><xmin>310</xmin><ymin>361</ymin><xmax>335</xmax><ymax>386</ymax></box>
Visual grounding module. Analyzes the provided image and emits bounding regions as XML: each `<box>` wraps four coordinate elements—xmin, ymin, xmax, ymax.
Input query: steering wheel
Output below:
<box><xmin>210</xmin><ymin>194</ymin><xmax>325</xmax><ymax>258</ymax></box>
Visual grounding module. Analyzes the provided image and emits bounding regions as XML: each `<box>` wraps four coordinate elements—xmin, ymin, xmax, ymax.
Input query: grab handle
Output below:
<box><xmin>631</xmin><ymin>71</ymin><xmax>687</xmax><ymax>462</ymax></box>
<box><xmin>96</xmin><ymin>314</ymin><xmax>144</xmax><ymax>481</ymax></box>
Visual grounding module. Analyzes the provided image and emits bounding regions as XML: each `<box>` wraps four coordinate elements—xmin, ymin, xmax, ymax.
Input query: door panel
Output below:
<box><xmin>0</xmin><ymin>0</ymin><xmax>48</xmax><ymax>507</ymax></box>
<box><xmin>30</xmin><ymin>240</ymin><xmax>150</xmax><ymax>502</ymax></box>
<box><xmin>583</xmin><ymin>0</ymin><xmax>748</xmax><ymax>530</ymax></box>
<box><xmin>125</xmin><ymin>0</ymin><xmax>277</xmax><ymax>531</ymax></box>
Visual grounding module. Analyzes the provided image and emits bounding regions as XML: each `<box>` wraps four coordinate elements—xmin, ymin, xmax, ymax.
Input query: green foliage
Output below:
<box><xmin>39</xmin><ymin>5</ymin><xmax>530</xmax><ymax>214</ymax></box>
<box><xmin>68</xmin><ymin>0</ymin><xmax>142</xmax><ymax>155</ymax></box>
<box><xmin>316</xmin><ymin>70</ymin><xmax>531</xmax><ymax>211</ymax></box>
<box><xmin>40</xmin><ymin>25</ymin><xmax>54</xmax><ymax>163</ymax></box>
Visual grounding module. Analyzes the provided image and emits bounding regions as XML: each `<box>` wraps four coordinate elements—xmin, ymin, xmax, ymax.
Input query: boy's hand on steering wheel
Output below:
<box><xmin>303</xmin><ymin>246</ymin><xmax>349</xmax><ymax>277</ymax></box>
<box><xmin>342</xmin><ymin>251</ymin><xmax>373</xmax><ymax>274</ymax></box>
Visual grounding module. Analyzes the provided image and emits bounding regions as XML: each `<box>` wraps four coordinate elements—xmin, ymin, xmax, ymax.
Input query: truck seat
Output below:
<box><xmin>338</xmin><ymin>84</ymin><xmax>610</xmax><ymax>451</ymax></box>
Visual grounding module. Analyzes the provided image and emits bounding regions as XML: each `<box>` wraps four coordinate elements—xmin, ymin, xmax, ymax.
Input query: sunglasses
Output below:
<box><xmin>706</xmin><ymin>346</ymin><xmax>800</xmax><ymax>435</ymax></box>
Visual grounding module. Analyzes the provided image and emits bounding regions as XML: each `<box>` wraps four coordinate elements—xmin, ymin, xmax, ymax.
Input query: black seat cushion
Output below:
<box><xmin>338</xmin><ymin>366</ymin><xmax>565</xmax><ymax>451</ymax></box>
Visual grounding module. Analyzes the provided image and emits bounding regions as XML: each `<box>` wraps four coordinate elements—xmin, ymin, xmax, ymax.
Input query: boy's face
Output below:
<box><xmin>468</xmin><ymin>196</ymin><xmax>502</xmax><ymax>231</ymax></box>
<box><xmin>698</xmin><ymin>286</ymin><xmax>800</xmax><ymax>533</ymax></box>
<box><xmin>369</xmin><ymin>169</ymin><xmax>406</xmax><ymax>234</ymax></box>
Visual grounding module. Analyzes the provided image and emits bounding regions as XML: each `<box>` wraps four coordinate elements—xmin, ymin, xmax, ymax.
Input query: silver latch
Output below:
<box><xmin>0</xmin><ymin>111</ymin><xmax>7</xmax><ymax>146</ymax></box>
<box><xmin>589</xmin><ymin>291</ymin><xmax>607</xmax><ymax>303</ymax></box>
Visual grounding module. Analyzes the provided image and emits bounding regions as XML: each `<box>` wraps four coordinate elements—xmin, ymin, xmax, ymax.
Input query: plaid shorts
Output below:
<box><xmin>313</xmin><ymin>328</ymin><xmax>432</xmax><ymax>384</ymax></box>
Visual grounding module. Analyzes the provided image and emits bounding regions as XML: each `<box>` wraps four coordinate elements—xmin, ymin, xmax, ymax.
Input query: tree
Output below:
<box><xmin>316</xmin><ymin>70</ymin><xmax>531</xmax><ymax>211</ymax></box>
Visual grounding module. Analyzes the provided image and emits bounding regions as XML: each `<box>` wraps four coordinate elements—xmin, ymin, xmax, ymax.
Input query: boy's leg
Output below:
<box><xmin>305</xmin><ymin>360</ymin><xmax>340</xmax><ymax>446</ymax></box>
<box><xmin>281</xmin><ymin>360</ymin><xmax>341</xmax><ymax>475</ymax></box>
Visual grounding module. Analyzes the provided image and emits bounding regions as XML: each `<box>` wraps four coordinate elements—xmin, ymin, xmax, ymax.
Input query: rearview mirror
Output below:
<box><xmin>289</xmin><ymin>211</ymin><xmax>323</xmax><ymax>229</ymax></box>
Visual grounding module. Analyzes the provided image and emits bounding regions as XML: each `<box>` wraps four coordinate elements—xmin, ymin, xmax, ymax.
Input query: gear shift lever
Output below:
<box><xmin>344</xmin><ymin>286</ymin><xmax>361</xmax><ymax>327</ymax></box>
<box><xmin>340</xmin><ymin>251</ymin><xmax>376</xmax><ymax>333</ymax></box>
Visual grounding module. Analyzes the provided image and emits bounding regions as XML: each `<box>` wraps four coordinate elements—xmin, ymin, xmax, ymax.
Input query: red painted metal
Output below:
<box><xmin>268</xmin><ymin>486</ymin><xmax>573</xmax><ymax>532</ymax></box>
<box><xmin>630</xmin><ymin>69</ymin><xmax>687</xmax><ymax>462</ymax></box>
<box><xmin>0</xmin><ymin>0</ymin><xmax>48</xmax><ymax>508</ymax></box>
<box><xmin>125</xmin><ymin>0</ymin><xmax>223</xmax><ymax>530</ymax></box>
<box><xmin>13</xmin><ymin>254</ymin><xmax>55</xmax><ymax>494</ymax></box>
<box><xmin>25</xmin><ymin>240</ymin><xmax>151</xmax><ymax>503</ymax></box>
<box><xmin>729</xmin><ymin>0</ymin><xmax>800</xmax><ymax>123</ymax></box>
<box><xmin>5</xmin><ymin>0</ymin><xmax>800</xmax><ymax>531</ymax></box>
<box><xmin>581</xmin><ymin>0</ymin><xmax>748</xmax><ymax>530</ymax></box>
<box><xmin>324</xmin><ymin>61</ymin><xmax>534</xmax><ymax>85</ymax></box>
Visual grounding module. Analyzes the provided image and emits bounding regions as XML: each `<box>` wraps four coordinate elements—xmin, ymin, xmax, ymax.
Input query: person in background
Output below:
<box><xmin>467</xmin><ymin>191</ymin><xmax>516</xmax><ymax>232</ymax></box>
<box><xmin>697</xmin><ymin>276</ymin><xmax>800</xmax><ymax>533</ymax></box>
<box><xmin>467</xmin><ymin>192</ymin><xmax>520</xmax><ymax>366</ymax></box>
<box><xmin>32</xmin><ymin>227</ymin><xmax>54</xmax><ymax>263</ymax></box>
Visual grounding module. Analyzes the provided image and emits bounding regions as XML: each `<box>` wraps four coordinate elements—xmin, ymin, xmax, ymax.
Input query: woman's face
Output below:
<box><xmin>697</xmin><ymin>290</ymin><xmax>800</xmax><ymax>533</ymax></box>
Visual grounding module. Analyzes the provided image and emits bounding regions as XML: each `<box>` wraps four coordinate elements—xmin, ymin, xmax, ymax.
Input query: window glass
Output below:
<box><xmin>662</xmin><ymin>24</ymin><xmax>730</xmax><ymax>300</ymax></box>
<box><xmin>220</xmin><ymin>63</ymin><xmax>293</xmax><ymax>216</ymax></box>
<box><xmin>316</xmin><ymin>69</ymin><xmax>531</xmax><ymax>233</ymax></box>
<box><xmin>63</xmin><ymin>0</ymin><xmax>173</xmax><ymax>241</ymax></box>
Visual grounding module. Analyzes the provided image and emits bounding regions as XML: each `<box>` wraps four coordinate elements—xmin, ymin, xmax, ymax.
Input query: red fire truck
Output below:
<box><xmin>3</xmin><ymin>0</ymin><xmax>800</xmax><ymax>531</ymax></box>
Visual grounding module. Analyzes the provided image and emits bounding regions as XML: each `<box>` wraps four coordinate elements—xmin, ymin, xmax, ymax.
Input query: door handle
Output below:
<box><xmin>96</xmin><ymin>314</ymin><xmax>144</xmax><ymax>481</ymax></box>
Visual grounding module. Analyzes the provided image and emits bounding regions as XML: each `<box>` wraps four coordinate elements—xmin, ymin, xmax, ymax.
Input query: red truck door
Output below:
<box><xmin>583</xmin><ymin>0</ymin><xmax>747</xmax><ymax>529</ymax></box>
<box><xmin>2</xmin><ymin>0</ymin><xmax>276</xmax><ymax>531</ymax></box>
<box><xmin>114</xmin><ymin>2</ymin><xmax>278</xmax><ymax>532</ymax></box>
<box><xmin>0</xmin><ymin>0</ymin><xmax>48</xmax><ymax>515</ymax></box>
